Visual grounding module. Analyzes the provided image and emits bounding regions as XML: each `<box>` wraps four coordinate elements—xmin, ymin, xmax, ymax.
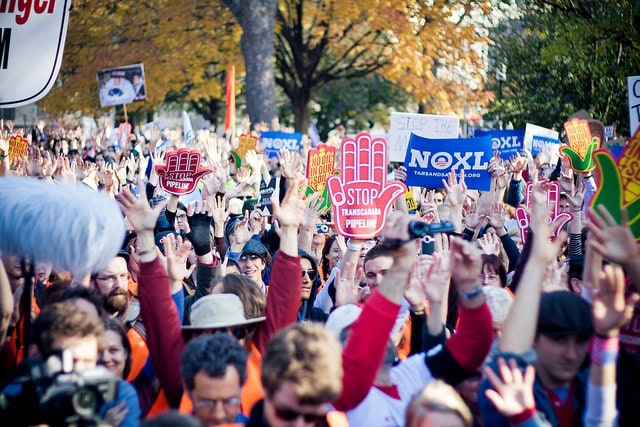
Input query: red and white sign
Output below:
<box><xmin>0</xmin><ymin>0</ymin><xmax>71</xmax><ymax>107</ymax></box>
<box><xmin>514</xmin><ymin>180</ymin><xmax>573</xmax><ymax>244</ymax></box>
<box><xmin>155</xmin><ymin>149</ymin><xmax>212</xmax><ymax>195</ymax></box>
<box><xmin>327</xmin><ymin>132</ymin><xmax>406</xmax><ymax>239</ymax></box>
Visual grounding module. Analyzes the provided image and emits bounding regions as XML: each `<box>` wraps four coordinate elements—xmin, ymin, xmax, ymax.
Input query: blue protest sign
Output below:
<box><xmin>531</xmin><ymin>135</ymin><xmax>559</xmax><ymax>157</ymax></box>
<box><xmin>403</xmin><ymin>134</ymin><xmax>493</xmax><ymax>191</ymax></box>
<box><xmin>474</xmin><ymin>129</ymin><xmax>525</xmax><ymax>160</ymax></box>
<box><xmin>260</xmin><ymin>132</ymin><xmax>302</xmax><ymax>158</ymax></box>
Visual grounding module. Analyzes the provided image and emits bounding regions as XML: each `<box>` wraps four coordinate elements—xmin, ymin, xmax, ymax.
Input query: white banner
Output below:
<box><xmin>388</xmin><ymin>112</ymin><xmax>458</xmax><ymax>162</ymax></box>
<box><xmin>0</xmin><ymin>0</ymin><xmax>71</xmax><ymax>107</ymax></box>
<box><xmin>628</xmin><ymin>76</ymin><xmax>640</xmax><ymax>137</ymax></box>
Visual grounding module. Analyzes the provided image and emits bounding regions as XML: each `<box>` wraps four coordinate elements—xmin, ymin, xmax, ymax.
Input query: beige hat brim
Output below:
<box><xmin>182</xmin><ymin>315</ymin><xmax>266</xmax><ymax>330</ymax></box>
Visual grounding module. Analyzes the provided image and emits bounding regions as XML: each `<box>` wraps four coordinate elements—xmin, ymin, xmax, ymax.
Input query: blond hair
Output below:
<box><xmin>406</xmin><ymin>381</ymin><xmax>473</xmax><ymax>427</ymax></box>
<box><xmin>261</xmin><ymin>323</ymin><xmax>343</xmax><ymax>405</ymax></box>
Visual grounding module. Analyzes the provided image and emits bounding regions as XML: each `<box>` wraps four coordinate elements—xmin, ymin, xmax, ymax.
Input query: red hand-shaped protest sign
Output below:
<box><xmin>515</xmin><ymin>179</ymin><xmax>572</xmax><ymax>244</ymax></box>
<box><xmin>327</xmin><ymin>132</ymin><xmax>406</xmax><ymax>239</ymax></box>
<box><xmin>155</xmin><ymin>149</ymin><xmax>212</xmax><ymax>195</ymax></box>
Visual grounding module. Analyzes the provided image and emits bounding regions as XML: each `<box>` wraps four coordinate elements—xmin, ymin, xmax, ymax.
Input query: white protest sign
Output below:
<box><xmin>0</xmin><ymin>0</ymin><xmax>71</xmax><ymax>107</ymax></box>
<box><xmin>628</xmin><ymin>76</ymin><xmax>640</xmax><ymax>137</ymax></box>
<box><xmin>524</xmin><ymin>123</ymin><xmax>559</xmax><ymax>152</ymax></box>
<box><xmin>388</xmin><ymin>112</ymin><xmax>459</xmax><ymax>162</ymax></box>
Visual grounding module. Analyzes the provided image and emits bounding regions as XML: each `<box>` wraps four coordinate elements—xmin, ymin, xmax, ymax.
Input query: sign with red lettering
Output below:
<box><xmin>0</xmin><ymin>0</ymin><xmax>71</xmax><ymax>107</ymax></box>
<box><xmin>327</xmin><ymin>132</ymin><xmax>406</xmax><ymax>239</ymax></box>
<box><xmin>305</xmin><ymin>144</ymin><xmax>336</xmax><ymax>213</ymax></box>
<box><xmin>8</xmin><ymin>134</ymin><xmax>28</xmax><ymax>162</ymax></box>
<box><xmin>591</xmin><ymin>127</ymin><xmax>640</xmax><ymax>241</ymax></box>
<box><xmin>155</xmin><ymin>149</ymin><xmax>212</xmax><ymax>196</ymax></box>
<box><xmin>561</xmin><ymin>118</ymin><xmax>600</xmax><ymax>172</ymax></box>
<box><xmin>514</xmin><ymin>180</ymin><xmax>573</xmax><ymax>244</ymax></box>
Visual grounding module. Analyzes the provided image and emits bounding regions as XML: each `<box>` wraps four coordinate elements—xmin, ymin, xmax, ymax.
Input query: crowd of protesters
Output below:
<box><xmin>0</xmin><ymin>116</ymin><xmax>639</xmax><ymax>427</ymax></box>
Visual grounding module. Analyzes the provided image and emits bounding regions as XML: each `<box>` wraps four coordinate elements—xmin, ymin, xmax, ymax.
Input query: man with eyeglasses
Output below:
<box><xmin>181</xmin><ymin>333</ymin><xmax>249</xmax><ymax>426</ymax></box>
<box><xmin>91</xmin><ymin>254</ymin><xmax>132</xmax><ymax>318</ymax></box>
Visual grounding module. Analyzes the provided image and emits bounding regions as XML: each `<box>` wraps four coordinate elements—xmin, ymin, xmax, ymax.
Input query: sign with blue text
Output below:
<box><xmin>260</xmin><ymin>131</ymin><xmax>302</xmax><ymax>158</ymax></box>
<box><xmin>474</xmin><ymin>129</ymin><xmax>525</xmax><ymax>160</ymax></box>
<box><xmin>403</xmin><ymin>135</ymin><xmax>493</xmax><ymax>191</ymax></box>
<box><xmin>531</xmin><ymin>135</ymin><xmax>560</xmax><ymax>158</ymax></box>
<box><xmin>388</xmin><ymin>112</ymin><xmax>459</xmax><ymax>162</ymax></box>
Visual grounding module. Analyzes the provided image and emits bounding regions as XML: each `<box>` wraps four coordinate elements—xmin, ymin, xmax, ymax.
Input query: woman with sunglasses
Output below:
<box><xmin>298</xmin><ymin>250</ymin><xmax>328</xmax><ymax>323</ymax></box>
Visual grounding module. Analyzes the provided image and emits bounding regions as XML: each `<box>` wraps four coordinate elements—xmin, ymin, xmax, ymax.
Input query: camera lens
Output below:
<box><xmin>72</xmin><ymin>387</ymin><xmax>98</xmax><ymax>417</ymax></box>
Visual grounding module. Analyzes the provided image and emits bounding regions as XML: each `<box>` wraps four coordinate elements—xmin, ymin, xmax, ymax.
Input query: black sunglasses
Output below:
<box><xmin>301</xmin><ymin>269</ymin><xmax>317</xmax><ymax>280</ymax></box>
<box><xmin>273</xmin><ymin>405</ymin><xmax>326</xmax><ymax>423</ymax></box>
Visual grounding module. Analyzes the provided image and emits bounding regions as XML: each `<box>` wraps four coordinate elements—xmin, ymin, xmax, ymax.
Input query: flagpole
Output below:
<box><xmin>123</xmin><ymin>103</ymin><xmax>128</xmax><ymax>123</ymax></box>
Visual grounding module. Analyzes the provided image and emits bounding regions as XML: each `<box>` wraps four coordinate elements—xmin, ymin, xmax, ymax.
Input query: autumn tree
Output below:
<box><xmin>485</xmin><ymin>0</ymin><xmax>640</xmax><ymax>134</ymax></box>
<box><xmin>274</xmin><ymin>0</ymin><xmax>494</xmax><ymax>132</ymax></box>
<box><xmin>42</xmin><ymin>0</ymin><xmax>242</xmax><ymax>126</ymax></box>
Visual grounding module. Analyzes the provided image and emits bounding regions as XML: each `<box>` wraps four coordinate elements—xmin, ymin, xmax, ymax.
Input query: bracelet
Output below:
<box><xmin>346</xmin><ymin>240</ymin><xmax>363</xmax><ymax>251</ymax></box>
<box><xmin>590</xmin><ymin>335</ymin><xmax>619</xmax><ymax>366</ymax></box>
<box><xmin>410</xmin><ymin>304</ymin><xmax>426</xmax><ymax>315</ymax></box>
<box><xmin>458</xmin><ymin>285</ymin><xmax>483</xmax><ymax>300</ymax></box>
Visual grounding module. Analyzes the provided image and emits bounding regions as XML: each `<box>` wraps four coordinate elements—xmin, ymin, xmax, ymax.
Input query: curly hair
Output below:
<box><xmin>30</xmin><ymin>302</ymin><xmax>104</xmax><ymax>357</ymax></box>
<box><xmin>181</xmin><ymin>334</ymin><xmax>248</xmax><ymax>392</ymax></box>
<box><xmin>261</xmin><ymin>323</ymin><xmax>342</xmax><ymax>405</ymax></box>
<box><xmin>405</xmin><ymin>381</ymin><xmax>473</xmax><ymax>427</ymax></box>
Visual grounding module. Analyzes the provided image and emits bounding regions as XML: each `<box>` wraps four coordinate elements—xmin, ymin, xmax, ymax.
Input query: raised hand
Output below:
<box><xmin>449</xmin><ymin>236</ymin><xmax>483</xmax><ymax>289</ymax></box>
<box><xmin>443</xmin><ymin>168</ymin><xmax>467</xmax><ymax>207</ymax></box>
<box><xmin>116</xmin><ymin>180</ymin><xmax>166</xmax><ymax>233</ymax></box>
<box><xmin>185</xmin><ymin>200</ymin><xmax>213</xmax><ymax>256</ymax></box>
<box><xmin>592</xmin><ymin>264</ymin><xmax>639</xmax><ymax>337</ymax></box>
<box><xmin>422</xmin><ymin>252</ymin><xmax>451</xmax><ymax>304</ymax></box>
<box><xmin>484</xmin><ymin>358</ymin><xmax>536</xmax><ymax>418</ymax></box>
<box><xmin>272</xmin><ymin>177</ymin><xmax>307</xmax><ymax>229</ymax></box>
<box><xmin>478</xmin><ymin>232</ymin><xmax>501</xmax><ymax>256</ymax></box>
<box><xmin>335</xmin><ymin>262</ymin><xmax>367</xmax><ymax>306</ymax></box>
<box><xmin>301</xmin><ymin>192</ymin><xmax>323</xmax><ymax>230</ymax></box>
<box><xmin>327</xmin><ymin>132</ymin><xmax>405</xmax><ymax>239</ymax></box>
<box><xmin>489</xmin><ymin>150</ymin><xmax>509</xmax><ymax>189</ymax></box>
<box><xmin>278</xmin><ymin>148</ymin><xmax>303</xmax><ymax>180</ymax></box>
<box><xmin>464</xmin><ymin>201</ymin><xmax>483</xmax><ymax>230</ymax></box>
<box><xmin>160</xmin><ymin>233</ymin><xmax>196</xmax><ymax>285</ymax></box>
<box><xmin>488</xmin><ymin>202</ymin><xmax>506</xmax><ymax>230</ymax></box>
<box><xmin>587</xmin><ymin>206</ymin><xmax>639</xmax><ymax>266</ymax></box>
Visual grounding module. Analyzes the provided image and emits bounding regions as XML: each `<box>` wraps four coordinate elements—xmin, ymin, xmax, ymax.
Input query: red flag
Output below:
<box><xmin>224</xmin><ymin>66</ymin><xmax>236</xmax><ymax>138</ymax></box>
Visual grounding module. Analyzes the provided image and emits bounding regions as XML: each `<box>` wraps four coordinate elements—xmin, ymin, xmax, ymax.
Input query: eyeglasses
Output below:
<box><xmin>273</xmin><ymin>405</ymin><xmax>326</xmax><ymax>423</ymax></box>
<box><xmin>480</xmin><ymin>274</ymin><xmax>499</xmax><ymax>282</ymax></box>
<box><xmin>301</xmin><ymin>269</ymin><xmax>317</xmax><ymax>280</ymax></box>
<box><xmin>236</xmin><ymin>195</ymin><xmax>253</xmax><ymax>200</ymax></box>
<box><xmin>193</xmin><ymin>396</ymin><xmax>241</xmax><ymax>411</ymax></box>
<box><xmin>96</xmin><ymin>273</ymin><xmax>129</xmax><ymax>283</ymax></box>
<box><xmin>176</xmin><ymin>214</ymin><xmax>187</xmax><ymax>220</ymax></box>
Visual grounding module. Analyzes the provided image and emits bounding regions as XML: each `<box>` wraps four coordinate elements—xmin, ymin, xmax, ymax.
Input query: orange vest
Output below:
<box><xmin>179</xmin><ymin>342</ymin><xmax>264</xmax><ymax>416</ymax></box>
<box><xmin>126</xmin><ymin>326</ymin><xmax>148</xmax><ymax>381</ymax></box>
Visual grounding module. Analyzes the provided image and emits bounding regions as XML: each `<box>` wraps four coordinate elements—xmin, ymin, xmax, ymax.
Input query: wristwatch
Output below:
<box><xmin>458</xmin><ymin>285</ymin><xmax>484</xmax><ymax>300</ymax></box>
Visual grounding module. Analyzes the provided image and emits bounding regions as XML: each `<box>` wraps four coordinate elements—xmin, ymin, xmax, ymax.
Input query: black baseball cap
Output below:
<box><xmin>537</xmin><ymin>291</ymin><xmax>593</xmax><ymax>338</ymax></box>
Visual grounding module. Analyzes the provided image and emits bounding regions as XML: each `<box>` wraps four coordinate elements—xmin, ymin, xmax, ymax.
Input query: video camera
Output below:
<box><xmin>0</xmin><ymin>349</ymin><xmax>118</xmax><ymax>427</ymax></box>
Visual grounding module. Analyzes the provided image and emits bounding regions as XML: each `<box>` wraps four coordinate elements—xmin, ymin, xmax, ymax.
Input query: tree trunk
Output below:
<box><xmin>291</xmin><ymin>87</ymin><xmax>311</xmax><ymax>133</ymax></box>
<box><xmin>240</xmin><ymin>0</ymin><xmax>277</xmax><ymax>129</ymax></box>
